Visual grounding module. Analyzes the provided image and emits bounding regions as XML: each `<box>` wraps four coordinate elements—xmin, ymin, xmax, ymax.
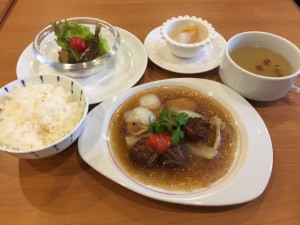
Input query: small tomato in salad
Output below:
<box><xmin>69</xmin><ymin>37</ymin><xmax>88</xmax><ymax>53</ymax></box>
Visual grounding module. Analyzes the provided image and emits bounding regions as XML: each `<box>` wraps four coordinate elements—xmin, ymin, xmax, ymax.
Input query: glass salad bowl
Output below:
<box><xmin>33</xmin><ymin>17</ymin><xmax>121</xmax><ymax>77</ymax></box>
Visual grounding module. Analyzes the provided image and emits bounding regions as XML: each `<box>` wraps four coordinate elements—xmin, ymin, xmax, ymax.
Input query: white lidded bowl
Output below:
<box><xmin>0</xmin><ymin>75</ymin><xmax>89</xmax><ymax>159</ymax></box>
<box><xmin>160</xmin><ymin>15</ymin><xmax>215</xmax><ymax>58</ymax></box>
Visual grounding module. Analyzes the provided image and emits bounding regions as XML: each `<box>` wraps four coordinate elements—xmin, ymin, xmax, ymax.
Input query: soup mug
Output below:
<box><xmin>219</xmin><ymin>31</ymin><xmax>300</xmax><ymax>101</ymax></box>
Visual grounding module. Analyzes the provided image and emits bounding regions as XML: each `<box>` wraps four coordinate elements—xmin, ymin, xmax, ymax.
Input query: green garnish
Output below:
<box><xmin>52</xmin><ymin>21</ymin><xmax>94</xmax><ymax>50</ymax></box>
<box><xmin>148</xmin><ymin>110</ymin><xmax>188</xmax><ymax>145</ymax></box>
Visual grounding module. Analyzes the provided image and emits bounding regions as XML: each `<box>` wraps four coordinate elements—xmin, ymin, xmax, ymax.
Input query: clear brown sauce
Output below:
<box><xmin>230</xmin><ymin>46</ymin><xmax>293</xmax><ymax>77</ymax></box>
<box><xmin>109</xmin><ymin>86</ymin><xmax>238</xmax><ymax>191</ymax></box>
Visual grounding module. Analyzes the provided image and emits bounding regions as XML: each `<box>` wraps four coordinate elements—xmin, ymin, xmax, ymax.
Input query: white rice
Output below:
<box><xmin>0</xmin><ymin>83</ymin><xmax>84</xmax><ymax>150</ymax></box>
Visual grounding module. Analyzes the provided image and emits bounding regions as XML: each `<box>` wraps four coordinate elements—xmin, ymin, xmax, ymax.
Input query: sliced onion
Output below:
<box><xmin>185</xmin><ymin>142</ymin><xmax>219</xmax><ymax>159</ymax></box>
<box><xmin>209</xmin><ymin>116</ymin><xmax>226</xmax><ymax>149</ymax></box>
<box><xmin>125</xmin><ymin>136</ymin><xmax>142</xmax><ymax>147</ymax></box>
<box><xmin>177</xmin><ymin>110</ymin><xmax>203</xmax><ymax>118</ymax></box>
<box><xmin>133</xmin><ymin>107</ymin><xmax>156</xmax><ymax>125</ymax></box>
<box><xmin>124</xmin><ymin>107</ymin><xmax>156</xmax><ymax>126</ymax></box>
<box><xmin>124</xmin><ymin>110</ymin><xmax>139</xmax><ymax>124</ymax></box>
<box><xmin>139</xmin><ymin>94</ymin><xmax>161</xmax><ymax>109</ymax></box>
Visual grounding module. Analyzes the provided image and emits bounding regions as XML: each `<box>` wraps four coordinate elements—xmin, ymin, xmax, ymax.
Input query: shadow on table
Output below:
<box><xmin>75</xmin><ymin>148</ymin><xmax>277</xmax><ymax>225</ymax></box>
<box><xmin>16</xmin><ymin>138</ymin><xmax>277</xmax><ymax>223</ymax></box>
<box><xmin>18</xmin><ymin>142</ymin><xmax>96</xmax><ymax>215</ymax></box>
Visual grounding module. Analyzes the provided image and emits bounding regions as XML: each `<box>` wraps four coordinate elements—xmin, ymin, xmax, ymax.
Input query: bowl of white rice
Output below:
<box><xmin>0</xmin><ymin>75</ymin><xmax>88</xmax><ymax>159</ymax></box>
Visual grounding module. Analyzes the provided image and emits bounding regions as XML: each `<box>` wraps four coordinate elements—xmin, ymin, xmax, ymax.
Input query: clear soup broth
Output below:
<box><xmin>230</xmin><ymin>46</ymin><xmax>293</xmax><ymax>77</ymax></box>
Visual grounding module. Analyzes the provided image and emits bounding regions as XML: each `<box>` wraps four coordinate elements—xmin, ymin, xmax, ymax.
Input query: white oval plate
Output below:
<box><xmin>78</xmin><ymin>78</ymin><xmax>273</xmax><ymax>206</ymax></box>
<box><xmin>16</xmin><ymin>28</ymin><xmax>147</xmax><ymax>104</ymax></box>
<box><xmin>144</xmin><ymin>27</ymin><xmax>226</xmax><ymax>74</ymax></box>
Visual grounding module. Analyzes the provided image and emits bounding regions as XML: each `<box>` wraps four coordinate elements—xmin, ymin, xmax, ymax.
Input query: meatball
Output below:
<box><xmin>160</xmin><ymin>144</ymin><xmax>187</xmax><ymax>167</ymax></box>
<box><xmin>183</xmin><ymin>117</ymin><xmax>210</xmax><ymax>141</ymax></box>
<box><xmin>128</xmin><ymin>137</ymin><xmax>160</xmax><ymax>167</ymax></box>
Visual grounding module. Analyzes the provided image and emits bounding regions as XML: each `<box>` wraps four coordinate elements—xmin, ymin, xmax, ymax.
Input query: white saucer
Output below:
<box><xmin>144</xmin><ymin>27</ymin><xmax>226</xmax><ymax>74</ymax></box>
<box><xmin>16</xmin><ymin>28</ymin><xmax>148</xmax><ymax>105</ymax></box>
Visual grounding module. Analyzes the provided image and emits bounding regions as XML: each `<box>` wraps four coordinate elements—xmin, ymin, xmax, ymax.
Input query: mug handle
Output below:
<box><xmin>291</xmin><ymin>85</ymin><xmax>300</xmax><ymax>93</ymax></box>
<box><xmin>290</xmin><ymin>75</ymin><xmax>300</xmax><ymax>93</ymax></box>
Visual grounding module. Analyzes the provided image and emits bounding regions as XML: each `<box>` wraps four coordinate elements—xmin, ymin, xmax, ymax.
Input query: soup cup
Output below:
<box><xmin>219</xmin><ymin>31</ymin><xmax>300</xmax><ymax>101</ymax></box>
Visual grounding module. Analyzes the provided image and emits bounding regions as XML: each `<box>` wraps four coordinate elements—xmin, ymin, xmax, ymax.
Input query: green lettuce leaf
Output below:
<box><xmin>52</xmin><ymin>20</ymin><xmax>110</xmax><ymax>63</ymax></box>
<box><xmin>52</xmin><ymin>21</ymin><xmax>94</xmax><ymax>50</ymax></box>
<box><xmin>97</xmin><ymin>35</ymin><xmax>109</xmax><ymax>57</ymax></box>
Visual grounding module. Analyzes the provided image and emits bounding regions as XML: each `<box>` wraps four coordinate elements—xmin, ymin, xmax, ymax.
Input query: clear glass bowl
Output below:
<box><xmin>33</xmin><ymin>17</ymin><xmax>121</xmax><ymax>77</ymax></box>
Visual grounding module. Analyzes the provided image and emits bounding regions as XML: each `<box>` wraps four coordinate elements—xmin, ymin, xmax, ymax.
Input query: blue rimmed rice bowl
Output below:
<box><xmin>0</xmin><ymin>75</ymin><xmax>89</xmax><ymax>159</ymax></box>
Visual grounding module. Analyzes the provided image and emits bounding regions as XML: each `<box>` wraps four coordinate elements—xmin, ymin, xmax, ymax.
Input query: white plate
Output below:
<box><xmin>17</xmin><ymin>28</ymin><xmax>148</xmax><ymax>104</ymax></box>
<box><xmin>144</xmin><ymin>27</ymin><xmax>226</xmax><ymax>74</ymax></box>
<box><xmin>78</xmin><ymin>78</ymin><xmax>273</xmax><ymax>206</ymax></box>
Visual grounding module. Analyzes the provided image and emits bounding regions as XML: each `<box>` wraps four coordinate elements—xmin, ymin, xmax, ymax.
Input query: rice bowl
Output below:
<box><xmin>0</xmin><ymin>75</ymin><xmax>88</xmax><ymax>159</ymax></box>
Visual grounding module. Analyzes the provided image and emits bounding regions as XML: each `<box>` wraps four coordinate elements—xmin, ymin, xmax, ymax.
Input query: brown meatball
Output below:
<box><xmin>128</xmin><ymin>137</ymin><xmax>160</xmax><ymax>167</ymax></box>
<box><xmin>160</xmin><ymin>144</ymin><xmax>187</xmax><ymax>167</ymax></box>
<box><xmin>183</xmin><ymin>117</ymin><xmax>210</xmax><ymax>141</ymax></box>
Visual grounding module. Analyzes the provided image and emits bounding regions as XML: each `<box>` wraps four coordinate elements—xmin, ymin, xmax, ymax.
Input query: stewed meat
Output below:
<box><xmin>128</xmin><ymin>137</ymin><xmax>160</xmax><ymax>167</ymax></box>
<box><xmin>128</xmin><ymin>137</ymin><xmax>188</xmax><ymax>168</ymax></box>
<box><xmin>183</xmin><ymin>117</ymin><xmax>210</xmax><ymax>141</ymax></box>
<box><xmin>160</xmin><ymin>144</ymin><xmax>187</xmax><ymax>167</ymax></box>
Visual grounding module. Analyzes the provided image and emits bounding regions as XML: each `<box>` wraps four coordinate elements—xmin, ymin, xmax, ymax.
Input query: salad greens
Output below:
<box><xmin>52</xmin><ymin>20</ymin><xmax>109</xmax><ymax>63</ymax></box>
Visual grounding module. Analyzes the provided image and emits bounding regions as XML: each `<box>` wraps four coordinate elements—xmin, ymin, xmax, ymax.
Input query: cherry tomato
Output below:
<box><xmin>69</xmin><ymin>37</ymin><xmax>88</xmax><ymax>53</ymax></box>
<box><xmin>147</xmin><ymin>132</ymin><xmax>171</xmax><ymax>153</ymax></box>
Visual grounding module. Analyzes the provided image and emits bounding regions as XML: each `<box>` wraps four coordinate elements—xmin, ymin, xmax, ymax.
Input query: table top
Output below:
<box><xmin>0</xmin><ymin>0</ymin><xmax>300</xmax><ymax>224</ymax></box>
<box><xmin>0</xmin><ymin>0</ymin><xmax>8</xmax><ymax>15</ymax></box>
<box><xmin>0</xmin><ymin>0</ymin><xmax>15</xmax><ymax>28</ymax></box>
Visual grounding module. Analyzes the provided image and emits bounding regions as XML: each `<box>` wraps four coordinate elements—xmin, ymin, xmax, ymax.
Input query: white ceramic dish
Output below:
<box><xmin>0</xmin><ymin>75</ymin><xmax>88</xmax><ymax>159</ymax></box>
<box><xmin>144</xmin><ymin>27</ymin><xmax>226</xmax><ymax>74</ymax></box>
<box><xmin>17</xmin><ymin>28</ymin><xmax>147</xmax><ymax>104</ymax></box>
<box><xmin>160</xmin><ymin>16</ymin><xmax>216</xmax><ymax>58</ymax></box>
<box><xmin>78</xmin><ymin>78</ymin><xmax>273</xmax><ymax>206</ymax></box>
<box><xmin>219</xmin><ymin>31</ymin><xmax>300</xmax><ymax>101</ymax></box>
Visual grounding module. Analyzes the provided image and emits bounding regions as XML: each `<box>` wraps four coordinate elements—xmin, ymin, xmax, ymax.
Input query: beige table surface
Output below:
<box><xmin>0</xmin><ymin>0</ymin><xmax>300</xmax><ymax>224</ymax></box>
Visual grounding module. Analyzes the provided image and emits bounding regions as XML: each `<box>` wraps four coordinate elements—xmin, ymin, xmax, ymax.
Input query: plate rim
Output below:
<box><xmin>144</xmin><ymin>27</ymin><xmax>226</xmax><ymax>74</ymax></box>
<box><xmin>16</xmin><ymin>27</ymin><xmax>148</xmax><ymax>105</ymax></box>
<box><xmin>78</xmin><ymin>78</ymin><xmax>273</xmax><ymax>206</ymax></box>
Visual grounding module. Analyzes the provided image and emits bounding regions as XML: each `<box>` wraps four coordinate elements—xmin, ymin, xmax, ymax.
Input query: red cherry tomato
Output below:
<box><xmin>69</xmin><ymin>37</ymin><xmax>88</xmax><ymax>53</ymax></box>
<box><xmin>147</xmin><ymin>133</ymin><xmax>171</xmax><ymax>153</ymax></box>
